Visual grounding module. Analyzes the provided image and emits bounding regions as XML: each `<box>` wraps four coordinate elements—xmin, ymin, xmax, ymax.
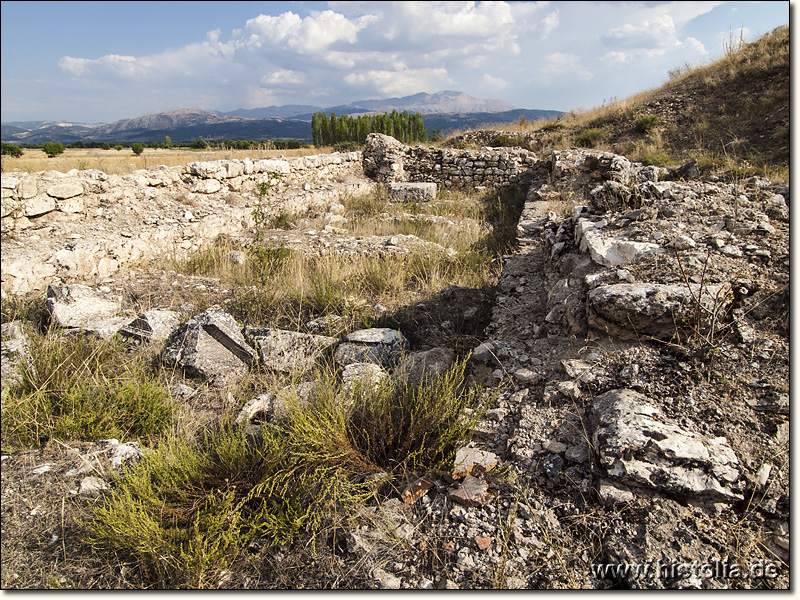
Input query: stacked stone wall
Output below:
<box><xmin>1</xmin><ymin>152</ymin><xmax>362</xmax><ymax>234</ymax></box>
<box><xmin>362</xmin><ymin>133</ymin><xmax>540</xmax><ymax>188</ymax></box>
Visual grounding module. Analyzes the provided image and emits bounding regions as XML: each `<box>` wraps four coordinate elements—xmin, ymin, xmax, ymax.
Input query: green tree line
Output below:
<box><xmin>311</xmin><ymin>110</ymin><xmax>428</xmax><ymax>147</ymax></box>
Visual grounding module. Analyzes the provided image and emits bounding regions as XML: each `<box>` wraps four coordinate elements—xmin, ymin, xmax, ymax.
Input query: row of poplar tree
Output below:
<box><xmin>310</xmin><ymin>110</ymin><xmax>429</xmax><ymax>147</ymax></box>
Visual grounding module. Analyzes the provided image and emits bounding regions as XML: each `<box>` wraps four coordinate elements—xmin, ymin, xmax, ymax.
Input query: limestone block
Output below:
<box><xmin>588</xmin><ymin>282</ymin><xmax>732</xmax><ymax>340</ymax></box>
<box><xmin>189</xmin><ymin>178</ymin><xmax>222</xmax><ymax>194</ymax></box>
<box><xmin>1</xmin><ymin>176</ymin><xmax>19</xmax><ymax>190</ymax></box>
<box><xmin>23</xmin><ymin>195</ymin><xmax>56</xmax><ymax>217</ymax></box>
<box><xmin>120</xmin><ymin>309</ymin><xmax>181</xmax><ymax>343</ymax></box>
<box><xmin>387</xmin><ymin>182</ymin><xmax>437</xmax><ymax>203</ymax></box>
<box><xmin>340</xmin><ymin>362</ymin><xmax>388</xmax><ymax>396</ymax></box>
<box><xmin>453</xmin><ymin>447</ymin><xmax>498</xmax><ymax>478</ymax></box>
<box><xmin>252</xmin><ymin>159</ymin><xmax>291</xmax><ymax>174</ymax></box>
<box><xmin>334</xmin><ymin>328</ymin><xmax>409</xmax><ymax>368</ymax></box>
<box><xmin>46</xmin><ymin>284</ymin><xmax>122</xmax><ymax>329</ymax></box>
<box><xmin>46</xmin><ymin>183</ymin><xmax>84</xmax><ymax>200</ymax></box>
<box><xmin>591</xmin><ymin>388</ymin><xmax>742</xmax><ymax>500</ymax></box>
<box><xmin>396</xmin><ymin>347</ymin><xmax>455</xmax><ymax>387</ymax></box>
<box><xmin>57</xmin><ymin>195</ymin><xmax>85</xmax><ymax>213</ymax></box>
<box><xmin>245</xmin><ymin>328</ymin><xmax>337</xmax><ymax>373</ymax></box>
<box><xmin>1</xmin><ymin>195</ymin><xmax>21</xmax><ymax>218</ymax></box>
<box><xmin>18</xmin><ymin>177</ymin><xmax>39</xmax><ymax>199</ymax></box>
<box><xmin>162</xmin><ymin>305</ymin><xmax>254</xmax><ymax>386</ymax></box>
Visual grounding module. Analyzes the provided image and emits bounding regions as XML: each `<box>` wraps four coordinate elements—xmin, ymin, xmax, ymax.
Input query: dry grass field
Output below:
<box><xmin>1</xmin><ymin>146</ymin><xmax>333</xmax><ymax>176</ymax></box>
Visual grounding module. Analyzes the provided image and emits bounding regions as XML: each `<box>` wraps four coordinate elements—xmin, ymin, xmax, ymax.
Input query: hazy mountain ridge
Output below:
<box><xmin>2</xmin><ymin>91</ymin><xmax>561</xmax><ymax>144</ymax></box>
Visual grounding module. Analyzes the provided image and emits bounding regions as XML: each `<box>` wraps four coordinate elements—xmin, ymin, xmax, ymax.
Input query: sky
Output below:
<box><xmin>0</xmin><ymin>1</ymin><xmax>791</xmax><ymax>123</ymax></box>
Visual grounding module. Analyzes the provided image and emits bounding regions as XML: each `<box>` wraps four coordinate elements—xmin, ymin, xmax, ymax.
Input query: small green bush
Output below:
<box><xmin>131</xmin><ymin>143</ymin><xmax>144</xmax><ymax>155</ymax></box>
<box><xmin>640</xmin><ymin>152</ymin><xmax>670</xmax><ymax>166</ymax></box>
<box><xmin>575</xmin><ymin>127</ymin><xmax>605</xmax><ymax>148</ymax></box>
<box><xmin>1</xmin><ymin>330</ymin><xmax>173</xmax><ymax>450</ymax></box>
<box><xmin>538</xmin><ymin>121</ymin><xmax>565</xmax><ymax>132</ymax></box>
<box><xmin>491</xmin><ymin>133</ymin><xmax>531</xmax><ymax>150</ymax></box>
<box><xmin>635</xmin><ymin>114</ymin><xmax>660</xmax><ymax>134</ymax></box>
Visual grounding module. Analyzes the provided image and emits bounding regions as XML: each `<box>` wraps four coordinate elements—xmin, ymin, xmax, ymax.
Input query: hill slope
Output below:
<box><xmin>449</xmin><ymin>25</ymin><xmax>789</xmax><ymax>178</ymax></box>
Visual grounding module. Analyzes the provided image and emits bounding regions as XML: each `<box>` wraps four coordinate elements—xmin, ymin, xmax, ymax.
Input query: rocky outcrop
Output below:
<box><xmin>387</xmin><ymin>182</ymin><xmax>437</xmax><ymax>203</ymax></box>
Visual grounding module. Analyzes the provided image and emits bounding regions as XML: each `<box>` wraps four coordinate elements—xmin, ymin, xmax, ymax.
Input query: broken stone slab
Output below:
<box><xmin>23</xmin><ymin>195</ymin><xmax>57</xmax><ymax>217</ymax></box>
<box><xmin>373</xmin><ymin>568</ymin><xmax>402</xmax><ymax>590</ymax></box>
<box><xmin>588</xmin><ymin>282</ymin><xmax>733</xmax><ymax>340</ymax></box>
<box><xmin>162</xmin><ymin>305</ymin><xmax>254</xmax><ymax>386</ymax></box>
<box><xmin>46</xmin><ymin>284</ymin><xmax>123</xmax><ymax>329</ymax></box>
<box><xmin>46</xmin><ymin>182</ymin><xmax>84</xmax><ymax>200</ymax></box>
<box><xmin>333</xmin><ymin>328</ymin><xmax>409</xmax><ymax>368</ymax></box>
<box><xmin>245</xmin><ymin>327</ymin><xmax>336</xmax><ymax>373</ymax></box>
<box><xmin>561</xmin><ymin>359</ymin><xmax>596</xmax><ymax>384</ymax></box>
<box><xmin>449</xmin><ymin>475</ymin><xmax>492</xmax><ymax>507</ymax></box>
<box><xmin>236</xmin><ymin>381</ymin><xmax>320</xmax><ymax>426</ymax></box>
<box><xmin>306</xmin><ymin>314</ymin><xmax>345</xmax><ymax>336</ymax></box>
<box><xmin>575</xmin><ymin>218</ymin><xmax>664</xmax><ymax>267</ymax></box>
<box><xmin>402</xmin><ymin>476</ymin><xmax>435</xmax><ymax>504</ymax></box>
<box><xmin>235</xmin><ymin>393</ymin><xmax>274</xmax><ymax>427</ymax></box>
<box><xmin>119</xmin><ymin>309</ymin><xmax>181</xmax><ymax>343</ymax></box>
<box><xmin>396</xmin><ymin>347</ymin><xmax>455</xmax><ymax>387</ymax></box>
<box><xmin>78</xmin><ymin>476</ymin><xmax>109</xmax><ymax>496</ymax></box>
<box><xmin>670</xmin><ymin>159</ymin><xmax>700</xmax><ymax>181</ymax></box>
<box><xmin>591</xmin><ymin>388</ymin><xmax>743</xmax><ymax>501</ymax></box>
<box><xmin>387</xmin><ymin>182</ymin><xmax>437</xmax><ymax>203</ymax></box>
<box><xmin>453</xmin><ymin>447</ymin><xmax>498</xmax><ymax>478</ymax></box>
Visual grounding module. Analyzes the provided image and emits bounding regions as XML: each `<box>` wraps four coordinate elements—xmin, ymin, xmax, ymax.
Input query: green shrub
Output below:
<box><xmin>131</xmin><ymin>143</ymin><xmax>144</xmax><ymax>155</ymax></box>
<box><xmin>87</xmin><ymin>360</ymin><xmax>491</xmax><ymax>587</ymax></box>
<box><xmin>538</xmin><ymin>121</ymin><xmax>565</xmax><ymax>132</ymax></box>
<box><xmin>1</xmin><ymin>330</ymin><xmax>173</xmax><ymax>450</ymax></box>
<box><xmin>491</xmin><ymin>133</ymin><xmax>530</xmax><ymax>149</ymax></box>
<box><xmin>575</xmin><ymin>127</ymin><xmax>605</xmax><ymax>148</ymax></box>
<box><xmin>640</xmin><ymin>152</ymin><xmax>670</xmax><ymax>166</ymax></box>
<box><xmin>1</xmin><ymin>142</ymin><xmax>23</xmax><ymax>157</ymax></box>
<box><xmin>635</xmin><ymin>114</ymin><xmax>660</xmax><ymax>134</ymax></box>
<box><xmin>41</xmin><ymin>142</ymin><xmax>65</xmax><ymax>157</ymax></box>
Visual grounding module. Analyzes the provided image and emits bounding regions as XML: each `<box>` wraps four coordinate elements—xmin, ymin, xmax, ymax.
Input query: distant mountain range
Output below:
<box><xmin>2</xmin><ymin>91</ymin><xmax>562</xmax><ymax>144</ymax></box>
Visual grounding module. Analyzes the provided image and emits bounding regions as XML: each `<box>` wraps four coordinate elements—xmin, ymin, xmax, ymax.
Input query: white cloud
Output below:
<box><xmin>244</xmin><ymin>86</ymin><xmax>279</xmax><ymax>108</ymax></box>
<box><xmin>344</xmin><ymin>68</ymin><xmax>452</xmax><ymax>97</ymax></box>
<box><xmin>483</xmin><ymin>73</ymin><xmax>508</xmax><ymax>89</ymax></box>
<box><xmin>538</xmin><ymin>52</ymin><xmax>593</xmax><ymax>84</ymax></box>
<box><xmin>601</xmin><ymin>51</ymin><xmax>628</xmax><ymax>64</ymax></box>
<box><xmin>682</xmin><ymin>36</ymin><xmax>707</xmax><ymax>54</ymax></box>
<box><xmin>261</xmin><ymin>69</ymin><xmax>305</xmax><ymax>85</ymax></box>
<box><xmin>242</xmin><ymin>10</ymin><xmax>376</xmax><ymax>54</ymax></box>
<box><xmin>537</xmin><ymin>9</ymin><xmax>559</xmax><ymax>38</ymax></box>
<box><xmin>603</xmin><ymin>15</ymin><xmax>679</xmax><ymax>50</ymax></box>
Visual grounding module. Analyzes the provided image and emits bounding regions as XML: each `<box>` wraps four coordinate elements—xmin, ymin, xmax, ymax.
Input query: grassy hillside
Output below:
<box><xmin>449</xmin><ymin>25</ymin><xmax>789</xmax><ymax>180</ymax></box>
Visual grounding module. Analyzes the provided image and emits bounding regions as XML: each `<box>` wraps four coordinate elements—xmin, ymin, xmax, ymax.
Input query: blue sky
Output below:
<box><xmin>0</xmin><ymin>1</ymin><xmax>791</xmax><ymax>123</ymax></box>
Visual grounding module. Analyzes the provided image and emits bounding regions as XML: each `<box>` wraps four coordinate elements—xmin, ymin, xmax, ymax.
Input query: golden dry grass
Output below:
<box><xmin>1</xmin><ymin>146</ymin><xmax>333</xmax><ymax>176</ymax></box>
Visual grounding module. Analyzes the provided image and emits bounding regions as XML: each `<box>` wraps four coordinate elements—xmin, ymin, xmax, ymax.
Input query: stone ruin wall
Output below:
<box><xmin>1</xmin><ymin>135</ymin><xmax>552</xmax><ymax>298</ymax></box>
<box><xmin>0</xmin><ymin>152</ymin><xmax>365</xmax><ymax>297</ymax></box>
<box><xmin>1</xmin><ymin>152</ymin><xmax>363</xmax><ymax>235</ymax></box>
<box><xmin>361</xmin><ymin>133</ymin><xmax>542</xmax><ymax>189</ymax></box>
